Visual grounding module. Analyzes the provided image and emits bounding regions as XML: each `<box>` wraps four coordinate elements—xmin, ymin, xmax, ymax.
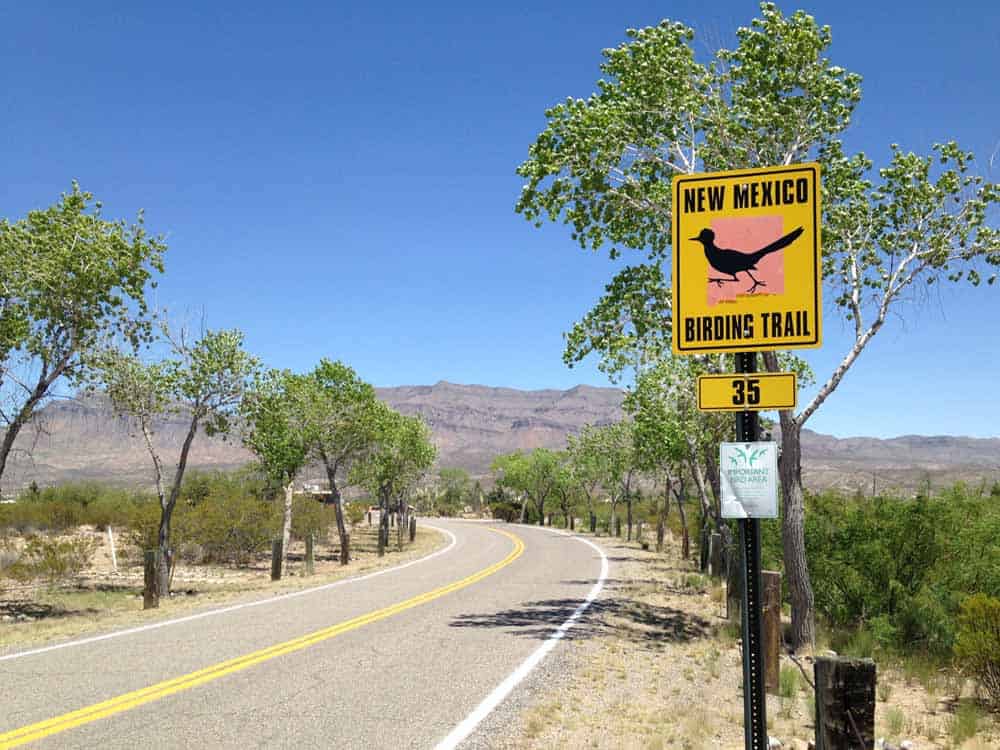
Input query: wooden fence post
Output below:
<box><xmin>409</xmin><ymin>515</ymin><xmax>416</xmax><ymax>542</ymax></box>
<box><xmin>143</xmin><ymin>549</ymin><xmax>160</xmax><ymax>610</ymax></box>
<box><xmin>305</xmin><ymin>533</ymin><xmax>315</xmax><ymax>576</ymax></box>
<box><xmin>271</xmin><ymin>539</ymin><xmax>283</xmax><ymax>581</ymax></box>
<box><xmin>709</xmin><ymin>533</ymin><xmax>724</xmax><ymax>577</ymax></box>
<box><xmin>762</xmin><ymin>570</ymin><xmax>782</xmax><ymax>694</ymax></box>
<box><xmin>814</xmin><ymin>656</ymin><xmax>876</xmax><ymax>750</ymax></box>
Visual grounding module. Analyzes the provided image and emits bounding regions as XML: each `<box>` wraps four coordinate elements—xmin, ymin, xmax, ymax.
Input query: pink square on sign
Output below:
<box><xmin>706</xmin><ymin>216</ymin><xmax>785</xmax><ymax>307</ymax></box>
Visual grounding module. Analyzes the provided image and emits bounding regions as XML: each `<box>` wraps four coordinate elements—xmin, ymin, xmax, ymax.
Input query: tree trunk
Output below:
<box><xmin>321</xmin><ymin>464</ymin><xmax>351</xmax><ymax>565</ymax></box>
<box><xmin>674</xmin><ymin>486</ymin><xmax>689</xmax><ymax>560</ymax></box>
<box><xmin>778</xmin><ymin>416</ymin><xmax>815</xmax><ymax>651</ymax></box>
<box><xmin>0</xmin><ymin>355</ymin><xmax>69</xmax><ymax>497</ymax></box>
<box><xmin>157</xmin><ymin>414</ymin><xmax>201</xmax><ymax>597</ymax></box>
<box><xmin>156</xmin><ymin>499</ymin><xmax>174</xmax><ymax>600</ymax></box>
<box><xmin>703</xmin><ymin>448</ymin><xmax>722</xmax><ymax>510</ymax></box>
<box><xmin>626</xmin><ymin>495</ymin><xmax>633</xmax><ymax>541</ymax></box>
<box><xmin>280</xmin><ymin>481</ymin><xmax>294</xmax><ymax>577</ymax></box>
<box><xmin>378</xmin><ymin>489</ymin><xmax>389</xmax><ymax>557</ymax></box>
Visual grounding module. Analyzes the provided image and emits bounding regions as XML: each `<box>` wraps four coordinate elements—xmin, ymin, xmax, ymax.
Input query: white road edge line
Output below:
<box><xmin>435</xmin><ymin>530</ymin><xmax>609</xmax><ymax>750</ymax></box>
<box><xmin>0</xmin><ymin>525</ymin><xmax>458</xmax><ymax>662</ymax></box>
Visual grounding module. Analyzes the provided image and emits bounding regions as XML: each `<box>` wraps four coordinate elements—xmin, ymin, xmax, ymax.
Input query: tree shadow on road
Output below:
<box><xmin>0</xmin><ymin>599</ymin><xmax>99</xmax><ymax>621</ymax></box>
<box><xmin>448</xmin><ymin>595</ymin><xmax>710</xmax><ymax>648</ymax></box>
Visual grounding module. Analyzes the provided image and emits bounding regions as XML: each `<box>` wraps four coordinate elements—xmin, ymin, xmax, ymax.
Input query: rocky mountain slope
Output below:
<box><xmin>3</xmin><ymin>382</ymin><xmax>996</xmax><ymax>496</ymax></box>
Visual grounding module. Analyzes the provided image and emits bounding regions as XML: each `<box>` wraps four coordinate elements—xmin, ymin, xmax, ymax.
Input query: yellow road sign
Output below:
<box><xmin>697</xmin><ymin>372</ymin><xmax>797</xmax><ymax>412</ymax></box>
<box><xmin>672</xmin><ymin>164</ymin><xmax>822</xmax><ymax>354</ymax></box>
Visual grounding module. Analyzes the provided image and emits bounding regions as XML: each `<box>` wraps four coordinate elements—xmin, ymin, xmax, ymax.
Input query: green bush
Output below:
<box><xmin>7</xmin><ymin>534</ymin><xmax>98</xmax><ymax>585</ymax></box>
<box><xmin>344</xmin><ymin>502</ymin><xmax>366</xmax><ymax>529</ymax></box>
<box><xmin>290</xmin><ymin>496</ymin><xmax>337</xmax><ymax>542</ymax></box>
<box><xmin>762</xmin><ymin>484</ymin><xmax>1000</xmax><ymax>659</ymax></box>
<box><xmin>183</xmin><ymin>488</ymin><xmax>279</xmax><ymax>566</ymax></box>
<box><xmin>0</xmin><ymin>482</ymin><xmax>149</xmax><ymax>533</ymax></box>
<box><xmin>954</xmin><ymin>594</ymin><xmax>1000</xmax><ymax>708</ymax></box>
<box><xmin>490</xmin><ymin>499</ymin><xmax>520</xmax><ymax>522</ymax></box>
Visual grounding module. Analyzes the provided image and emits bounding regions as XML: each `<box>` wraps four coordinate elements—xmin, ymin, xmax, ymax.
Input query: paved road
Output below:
<box><xmin>0</xmin><ymin>521</ymin><xmax>605</xmax><ymax>749</ymax></box>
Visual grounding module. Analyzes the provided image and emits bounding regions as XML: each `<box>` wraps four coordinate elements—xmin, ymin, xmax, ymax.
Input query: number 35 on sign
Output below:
<box><xmin>697</xmin><ymin>372</ymin><xmax>797</xmax><ymax>412</ymax></box>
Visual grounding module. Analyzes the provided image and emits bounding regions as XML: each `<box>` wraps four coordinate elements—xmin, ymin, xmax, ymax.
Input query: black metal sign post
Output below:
<box><xmin>736</xmin><ymin>351</ymin><xmax>767</xmax><ymax>750</ymax></box>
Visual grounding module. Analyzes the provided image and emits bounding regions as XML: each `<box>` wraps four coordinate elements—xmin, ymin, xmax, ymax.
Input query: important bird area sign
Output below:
<box><xmin>672</xmin><ymin>164</ymin><xmax>822</xmax><ymax>354</ymax></box>
<box><xmin>720</xmin><ymin>442</ymin><xmax>778</xmax><ymax>519</ymax></box>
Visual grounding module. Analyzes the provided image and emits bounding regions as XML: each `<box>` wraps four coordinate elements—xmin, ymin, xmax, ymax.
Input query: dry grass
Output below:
<box><xmin>0</xmin><ymin>522</ymin><xmax>445</xmax><ymax>650</ymax></box>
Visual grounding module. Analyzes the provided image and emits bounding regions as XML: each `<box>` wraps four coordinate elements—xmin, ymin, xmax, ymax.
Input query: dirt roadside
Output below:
<box><xmin>491</xmin><ymin>529</ymin><xmax>1000</xmax><ymax>750</ymax></box>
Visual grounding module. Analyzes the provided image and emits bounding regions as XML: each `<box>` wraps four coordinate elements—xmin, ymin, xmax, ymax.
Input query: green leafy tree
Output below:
<box><xmin>628</xmin><ymin>358</ymin><xmax>733</xmax><ymax>556</ymax></box>
<box><xmin>516</xmin><ymin>3</ymin><xmax>998</xmax><ymax>649</ymax></box>
<box><xmin>240</xmin><ymin>369</ymin><xmax>310</xmax><ymax>576</ymax></box>
<box><xmin>436</xmin><ymin>467</ymin><xmax>473</xmax><ymax>516</ymax></box>
<box><xmin>296</xmin><ymin>359</ymin><xmax>380</xmax><ymax>565</ymax></box>
<box><xmin>491</xmin><ymin>449</ymin><xmax>563</xmax><ymax>526</ymax></box>
<box><xmin>98</xmin><ymin>327</ymin><xmax>259</xmax><ymax>600</ymax></box>
<box><xmin>0</xmin><ymin>184</ymin><xmax>165</xmax><ymax>495</ymax></box>
<box><xmin>597</xmin><ymin>421</ymin><xmax>642</xmax><ymax>538</ymax></box>
<box><xmin>352</xmin><ymin>404</ymin><xmax>436</xmax><ymax>554</ymax></box>
<box><xmin>565</xmin><ymin>426</ymin><xmax>606</xmax><ymax>532</ymax></box>
<box><xmin>550</xmin><ymin>452</ymin><xmax>577</xmax><ymax>529</ymax></box>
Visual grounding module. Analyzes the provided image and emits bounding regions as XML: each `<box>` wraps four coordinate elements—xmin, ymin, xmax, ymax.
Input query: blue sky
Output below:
<box><xmin>1</xmin><ymin>1</ymin><xmax>998</xmax><ymax>438</ymax></box>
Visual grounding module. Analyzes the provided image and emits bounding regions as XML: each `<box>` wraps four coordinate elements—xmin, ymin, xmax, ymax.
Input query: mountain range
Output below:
<box><xmin>4</xmin><ymin>382</ymin><xmax>997</xmax><ymax>496</ymax></box>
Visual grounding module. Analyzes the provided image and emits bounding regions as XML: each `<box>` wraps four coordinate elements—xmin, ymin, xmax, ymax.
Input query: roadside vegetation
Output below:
<box><xmin>0</xmin><ymin>471</ymin><xmax>444</xmax><ymax>648</ymax></box>
<box><xmin>491</xmin><ymin>481</ymin><xmax>1000</xmax><ymax>749</ymax></box>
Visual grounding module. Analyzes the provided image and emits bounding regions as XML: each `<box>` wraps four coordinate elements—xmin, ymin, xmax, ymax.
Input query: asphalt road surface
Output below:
<box><xmin>0</xmin><ymin>521</ymin><xmax>606</xmax><ymax>749</ymax></box>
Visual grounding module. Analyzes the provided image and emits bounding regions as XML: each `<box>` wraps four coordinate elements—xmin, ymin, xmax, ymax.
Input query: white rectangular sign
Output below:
<box><xmin>720</xmin><ymin>441</ymin><xmax>778</xmax><ymax>518</ymax></box>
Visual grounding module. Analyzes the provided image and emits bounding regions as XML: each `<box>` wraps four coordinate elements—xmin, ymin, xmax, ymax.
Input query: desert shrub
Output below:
<box><xmin>344</xmin><ymin>502</ymin><xmax>366</xmax><ymax>529</ymax></box>
<box><xmin>761</xmin><ymin>485</ymin><xmax>1000</xmax><ymax>659</ymax></box>
<box><xmin>291</xmin><ymin>496</ymin><xmax>337</xmax><ymax>541</ymax></box>
<box><xmin>954</xmin><ymin>594</ymin><xmax>1000</xmax><ymax>709</ymax></box>
<box><xmin>1</xmin><ymin>482</ymin><xmax>148</xmax><ymax>533</ymax></box>
<box><xmin>184</xmin><ymin>488</ymin><xmax>279</xmax><ymax>566</ymax></box>
<box><xmin>948</xmin><ymin>699</ymin><xmax>983</xmax><ymax>744</ymax></box>
<box><xmin>7</xmin><ymin>534</ymin><xmax>98</xmax><ymax>585</ymax></box>
<box><xmin>490</xmin><ymin>499</ymin><xmax>520</xmax><ymax>522</ymax></box>
<box><xmin>0</xmin><ymin>538</ymin><xmax>20</xmax><ymax>574</ymax></box>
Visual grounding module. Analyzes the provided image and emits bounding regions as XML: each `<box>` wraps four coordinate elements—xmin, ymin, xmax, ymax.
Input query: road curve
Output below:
<box><xmin>0</xmin><ymin>521</ymin><xmax>606</xmax><ymax>749</ymax></box>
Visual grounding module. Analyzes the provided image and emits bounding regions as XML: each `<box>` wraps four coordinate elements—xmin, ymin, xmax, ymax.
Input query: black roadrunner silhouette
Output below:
<box><xmin>691</xmin><ymin>226</ymin><xmax>804</xmax><ymax>294</ymax></box>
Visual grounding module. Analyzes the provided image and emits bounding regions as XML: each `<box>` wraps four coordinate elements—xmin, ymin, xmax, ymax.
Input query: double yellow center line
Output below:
<box><xmin>0</xmin><ymin>528</ymin><xmax>524</xmax><ymax>749</ymax></box>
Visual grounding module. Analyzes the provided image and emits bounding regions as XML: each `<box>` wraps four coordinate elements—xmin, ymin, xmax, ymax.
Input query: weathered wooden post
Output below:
<box><xmin>636</xmin><ymin>519</ymin><xmax>643</xmax><ymax>542</ymax></box>
<box><xmin>700</xmin><ymin>524</ymin><xmax>710</xmax><ymax>571</ymax></box>
<box><xmin>814</xmin><ymin>657</ymin><xmax>876</xmax><ymax>750</ymax></box>
<box><xmin>143</xmin><ymin>549</ymin><xmax>160</xmax><ymax>610</ymax></box>
<box><xmin>709</xmin><ymin>532</ymin><xmax>724</xmax><ymax>577</ymax></box>
<box><xmin>762</xmin><ymin>570</ymin><xmax>782</xmax><ymax>694</ymax></box>
<box><xmin>590</xmin><ymin>512</ymin><xmax>597</xmax><ymax>534</ymax></box>
<box><xmin>305</xmin><ymin>533</ymin><xmax>315</xmax><ymax>576</ymax></box>
<box><xmin>409</xmin><ymin>514</ymin><xmax>416</xmax><ymax>542</ymax></box>
<box><xmin>271</xmin><ymin>539</ymin><xmax>283</xmax><ymax>581</ymax></box>
<box><xmin>367</xmin><ymin>510</ymin><xmax>372</xmax><ymax>526</ymax></box>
